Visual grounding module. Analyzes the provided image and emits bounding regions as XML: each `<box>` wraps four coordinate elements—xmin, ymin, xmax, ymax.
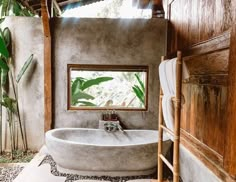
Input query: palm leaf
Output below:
<box><xmin>16</xmin><ymin>54</ymin><xmax>33</xmax><ymax>83</ymax></box>
<box><xmin>0</xmin><ymin>36</ymin><xmax>9</xmax><ymax>59</ymax></box>
<box><xmin>134</xmin><ymin>73</ymin><xmax>145</xmax><ymax>92</ymax></box>
<box><xmin>81</xmin><ymin>77</ymin><xmax>113</xmax><ymax>91</ymax></box>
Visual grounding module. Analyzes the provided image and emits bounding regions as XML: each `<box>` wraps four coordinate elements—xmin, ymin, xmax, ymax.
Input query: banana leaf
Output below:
<box><xmin>0</xmin><ymin>36</ymin><xmax>9</xmax><ymax>59</ymax></box>
<box><xmin>1</xmin><ymin>0</ymin><xmax>9</xmax><ymax>17</ymax></box>
<box><xmin>0</xmin><ymin>94</ymin><xmax>17</xmax><ymax>113</ymax></box>
<box><xmin>0</xmin><ymin>18</ymin><xmax>5</xmax><ymax>24</ymax></box>
<box><xmin>80</xmin><ymin>77</ymin><xmax>113</xmax><ymax>91</ymax></box>
<box><xmin>0</xmin><ymin>58</ymin><xmax>9</xmax><ymax>70</ymax></box>
<box><xmin>12</xmin><ymin>0</ymin><xmax>21</xmax><ymax>16</ymax></box>
<box><xmin>2</xmin><ymin>27</ymin><xmax>10</xmax><ymax>47</ymax></box>
<box><xmin>76</xmin><ymin>101</ymin><xmax>97</xmax><ymax>106</ymax></box>
<box><xmin>16</xmin><ymin>54</ymin><xmax>33</xmax><ymax>83</ymax></box>
<box><xmin>71</xmin><ymin>90</ymin><xmax>95</xmax><ymax>105</ymax></box>
<box><xmin>71</xmin><ymin>77</ymin><xmax>85</xmax><ymax>95</ymax></box>
<box><xmin>1</xmin><ymin>68</ymin><xmax>8</xmax><ymax>86</ymax></box>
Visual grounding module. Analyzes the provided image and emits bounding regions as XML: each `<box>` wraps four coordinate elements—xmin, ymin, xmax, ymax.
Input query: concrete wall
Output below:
<box><xmin>53</xmin><ymin>18</ymin><xmax>167</xmax><ymax>130</ymax></box>
<box><xmin>2</xmin><ymin>17</ymin><xmax>44</xmax><ymax>150</ymax></box>
<box><xmin>180</xmin><ymin>145</ymin><xmax>221</xmax><ymax>182</ymax></box>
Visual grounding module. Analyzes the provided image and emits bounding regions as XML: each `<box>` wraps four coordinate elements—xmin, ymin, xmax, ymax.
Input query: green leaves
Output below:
<box><xmin>134</xmin><ymin>73</ymin><xmax>145</xmax><ymax>92</ymax></box>
<box><xmin>72</xmin><ymin>90</ymin><xmax>95</xmax><ymax>105</ymax></box>
<box><xmin>1</xmin><ymin>68</ymin><xmax>8</xmax><ymax>86</ymax></box>
<box><xmin>71</xmin><ymin>77</ymin><xmax>85</xmax><ymax>94</ymax></box>
<box><xmin>0</xmin><ymin>36</ymin><xmax>9</xmax><ymax>59</ymax></box>
<box><xmin>0</xmin><ymin>94</ymin><xmax>17</xmax><ymax>113</ymax></box>
<box><xmin>132</xmin><ymin>85</ymin><xmax>144</xmax><ymax>104</ymax></box>
<box><xmin>76</xmin><ymin>101</ymin><xmax>97</xmax><ymax>106</ymax></box>
<box><xmin>71</xmin><ymin>76</ymin><xmax>113</xmax><ymax>106</ymax></box>
<box><xmin>16</xmin><ymin>54</ymin><xmax>33</xmax><ymax>83</ymax></box>
<box><xmin>2</xmin><ymin>27</ymin><xmax>10</xmax><ymax>47</ymax></box>
<box><xmin>0</xmin><ymin>27</ymin><xmax>10</xmax><ymax>75</ymax></box>
<box><xmin>80</xmin><ymin>77</ymin><xmax>113</xmax><ymax>91</ymax></box>
<box><xmin>132</xmin><ymin>73</ymin><xmax>145</xmax><ymax>105</ymax></box>
<box><xmin>0</xmin><ymin>0</ymin><xmax>35</xmax><ymax>19</ymax></box>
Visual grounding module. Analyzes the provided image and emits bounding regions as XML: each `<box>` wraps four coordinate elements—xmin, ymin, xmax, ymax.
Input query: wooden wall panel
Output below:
<box><xmin>224</xmin><ymin>0</ymin><xmax>236</xmax><ymax>176</ymax></box>
<box><xmin>161</xmin><ymin>0</ymin><xmax>235</xmax><ymax>179</ymax></box>
<box><xmin>164</xmin><ymin>0</ymin><xmax>233</xmax><ymax>53</ymax></box>
<box><xmin>181</xmin><ymin>84</ymin><xmax>227</xmax><ymax>156</ymax></box>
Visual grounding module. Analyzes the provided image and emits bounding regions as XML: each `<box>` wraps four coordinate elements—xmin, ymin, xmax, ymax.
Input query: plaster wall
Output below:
<box><xmin>53</xmin><ymin>18</ymin><xmax>167</xmax><ymax>129</ymax></box>
<box><xmin>180</xmin><ymin>145</ymin><xmax>221</xmax><ymax>182</ymax></box>
<box><xmin>2</xmin><ymin>17</ymin><xmax>44</xmax><ymax>150</ymax></box>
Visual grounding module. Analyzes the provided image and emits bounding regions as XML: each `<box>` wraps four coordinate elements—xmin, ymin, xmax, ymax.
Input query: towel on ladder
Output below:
<box><xmin>159</xmin><ymin>58</ymin><xmax>189</xmax><ymax>140</ymax></box>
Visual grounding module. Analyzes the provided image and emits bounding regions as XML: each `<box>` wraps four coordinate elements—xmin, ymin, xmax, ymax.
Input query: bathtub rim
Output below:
<box><xmin>46</xmin><ymin>128</ymin><xmax>170</xmax><ymax>147</ymax></box>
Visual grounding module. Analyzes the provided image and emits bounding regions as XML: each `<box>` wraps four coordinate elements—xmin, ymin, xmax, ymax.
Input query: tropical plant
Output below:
<box><xmin>0</xmin><ymin>0</ymin><xmax>34</xmax><ymax>158</ymax></box>
<box><xmin>132</xmin><ymin>73</ymin><xmax>145</xmax><ymax>106</ymax></box>
<box><xmin>71</xmin><ymin>77</ymin><xmax>113</xmax><ymax>106</ymax></box>
<box><xmin>0</xmin><ymin>0</ymin><xmax>34</xmax><ymax>20</ymax></box>
<box><xmin>0</xmin><ymin>21</ymin><xmax>33</xmax><ymax>157</ymax></box>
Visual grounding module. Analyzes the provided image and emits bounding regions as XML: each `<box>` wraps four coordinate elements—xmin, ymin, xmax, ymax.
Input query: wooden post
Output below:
<box><xmin>158</xmin><ymin>56</ymin><xmax>165</xmax><ymax>182</ymax></box>
<box><xmin>152</xmin><ymin>0</ymin><xmax>164</xmax><ymax>18</ymax></box>
<box><xmin>41</xmin><ymin>0</ymin><xmax>52</xmax><ymax>132</ymax></box>
<box><xmin>173</xmin><ymin>51</ymin><xmax>182</xmax><ymax>182</ymax></box>
<box><xmin>224</xmin><ymin>2</ymin><xmax>236</xmax><ymax>177</ymax></box>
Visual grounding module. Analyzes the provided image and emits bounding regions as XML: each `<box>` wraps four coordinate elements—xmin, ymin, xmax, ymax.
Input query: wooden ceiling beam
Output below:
<box><xmin>53</xmin><ymin>0</ymin><xmax>62</xmax><ymax>16</ymax></box>
<box><xmin>57</xmin><ymin>0</ymin><xmax>82</xmax><ymax>7</ymax></box>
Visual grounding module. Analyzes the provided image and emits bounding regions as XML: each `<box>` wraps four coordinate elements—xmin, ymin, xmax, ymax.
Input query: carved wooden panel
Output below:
<box><xmin>161</xmin><ymin>0</ymin><xmax>235</xmax><ymax>180</ymax></box>
<box><xmin>163</xmin><ymin>0</ymin><xmax>233</xmax><ymax>53</ymax></box>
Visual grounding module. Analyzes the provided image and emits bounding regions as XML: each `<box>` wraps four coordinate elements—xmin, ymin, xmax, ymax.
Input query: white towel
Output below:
<box><xmin>159</xmin><ymin>58</ymin><xmax>189</xmax><ymax>140</ymax></box>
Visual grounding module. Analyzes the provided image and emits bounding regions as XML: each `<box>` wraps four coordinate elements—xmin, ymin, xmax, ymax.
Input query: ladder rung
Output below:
<box><xmin>160</xmin><ymin>125</ymin><xmax>175</xmax><ymax>136</ymax></box>
<box><xmin>159</xmin><ymin>154</ymin><xmax>174</xmax><ymax>173</ymax></box>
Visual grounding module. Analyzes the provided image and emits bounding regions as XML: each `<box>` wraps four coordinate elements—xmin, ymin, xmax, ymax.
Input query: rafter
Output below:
<box><xmin>53</xmin><ymin>0</ymin><xmax>62</xmax><ymax>16</ymax></box>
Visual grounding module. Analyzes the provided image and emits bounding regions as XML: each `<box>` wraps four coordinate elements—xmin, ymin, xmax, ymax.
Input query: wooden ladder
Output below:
<box><xmin>156</xmin><ymin>51</ymin><xmax>183</xmax><ymax>182</ymax></box>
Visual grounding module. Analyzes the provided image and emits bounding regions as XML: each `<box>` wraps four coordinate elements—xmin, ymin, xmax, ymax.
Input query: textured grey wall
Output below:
<box><xmin>2</xmin><ymin>17</ymin><xmax>44</xmax><ymax>150</ymax></box>
<box><xmin>180</xmin><ymin>145</ymin><xmax>220</xmax><ymax>182</ymax></box>
<box><xmin>53</xmin><ymin>18</ymin><xmax>167</xmax><ymax>130</ymax></box>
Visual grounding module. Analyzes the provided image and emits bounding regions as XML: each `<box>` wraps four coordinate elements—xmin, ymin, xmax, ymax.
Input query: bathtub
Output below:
<box><xmin>45</xmin><ymin>128</ymin><xmax>171</xmax><ymax>176</ymax></box>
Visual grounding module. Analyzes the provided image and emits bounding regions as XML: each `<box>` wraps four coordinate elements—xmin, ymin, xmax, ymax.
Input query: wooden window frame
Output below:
<box><xmin>67</xmin><ymin>64</ymin><xmax>149</xmax><ymax>111</ymax></box>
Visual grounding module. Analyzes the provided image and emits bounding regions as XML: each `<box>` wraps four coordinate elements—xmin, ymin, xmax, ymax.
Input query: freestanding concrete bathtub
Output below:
<box><xmin>45</xmin><ymin>128</ymin><xmax>171</xmax><ymax>176</ymax></box>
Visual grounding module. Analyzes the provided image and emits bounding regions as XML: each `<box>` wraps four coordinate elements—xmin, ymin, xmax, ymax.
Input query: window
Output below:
<box><xmin>62</xmin><ymin>0</ymin><xmax>152</xmax><ymax>19</ymax></box>
<box><xmin>68</xmin><ymin>64</ymin><xmax>148</xmax><ymax>110</ymax></box>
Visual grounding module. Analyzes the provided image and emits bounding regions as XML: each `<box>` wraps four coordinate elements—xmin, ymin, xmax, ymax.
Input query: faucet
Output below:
<box><xmin>116</xmin><ymin>123</ymin><xmax>124</xmax><ymax>132</ymax></box>
<box><xmin>104</xmin><ymin>122</ymin><xmax>124</xmax><ymax>133</ymax></box>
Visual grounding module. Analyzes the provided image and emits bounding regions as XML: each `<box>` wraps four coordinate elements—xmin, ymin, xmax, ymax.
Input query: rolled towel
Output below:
<box><xmin>159</xmin><ymin>57</ymin><xmax>189</xmax><ymax>140</ymax></box>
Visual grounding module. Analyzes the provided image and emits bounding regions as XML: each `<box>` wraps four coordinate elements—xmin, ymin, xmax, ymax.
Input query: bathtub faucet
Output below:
<box><xmin>104</xmin><ymin>122</ymin><xmax>124</xmax><ymax>133</ymax></box>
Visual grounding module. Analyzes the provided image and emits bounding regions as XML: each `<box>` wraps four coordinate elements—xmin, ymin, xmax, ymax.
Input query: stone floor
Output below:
<box><xmin>13</xmin><ymin>153</ymin><xmax>157</xmax><ymax>182</ymax></box>
<box><xmin>0</xmin><ymin>164</ymin><xmax>24</xmax><ymax>182</ymax></box>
